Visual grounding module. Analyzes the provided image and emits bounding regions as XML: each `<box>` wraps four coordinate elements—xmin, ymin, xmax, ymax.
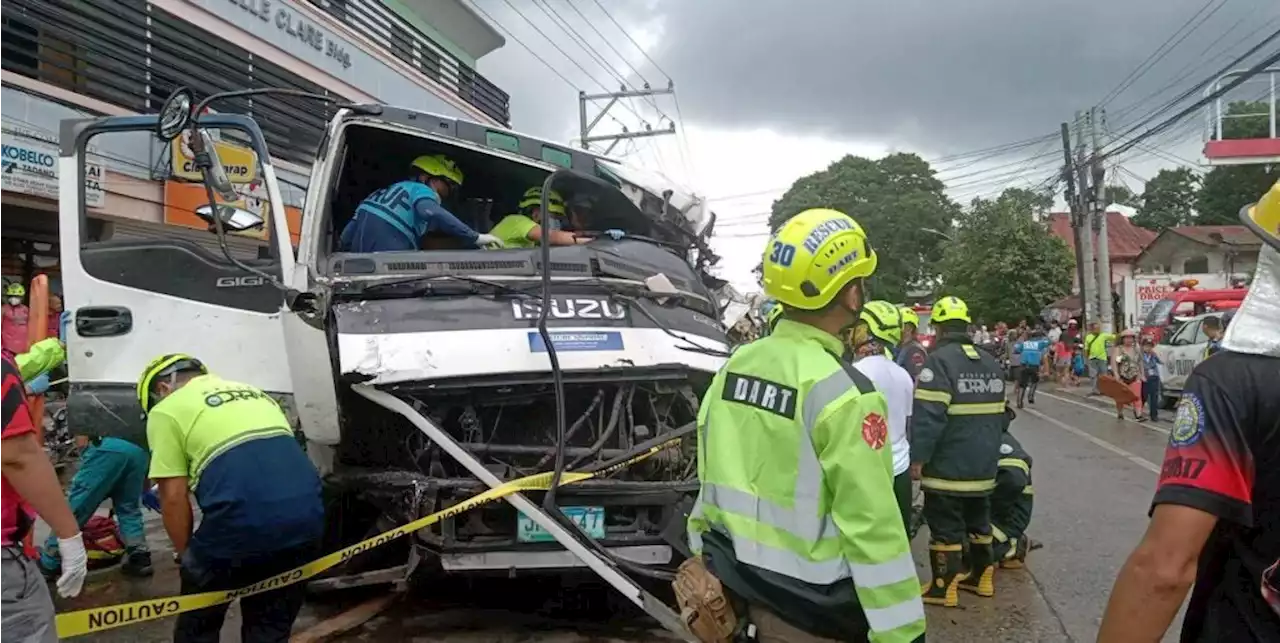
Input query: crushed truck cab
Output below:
<box><xmin>58</xmin><ymin>95</ymin><xmax>728</xmax><ymax>589</ymax></box>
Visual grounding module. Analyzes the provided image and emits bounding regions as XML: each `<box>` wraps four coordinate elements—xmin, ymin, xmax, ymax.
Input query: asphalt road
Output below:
<box><xmin>55</xmin><ymin>386</ymin><xmax>1186</xmax><ymax>642</ymax></box>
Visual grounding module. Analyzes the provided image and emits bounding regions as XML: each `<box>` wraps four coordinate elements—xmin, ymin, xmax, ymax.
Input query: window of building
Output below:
<box><xmin>1183</xmin><ymin>255</ymin><xmax>1209</xmax><ymax>273</ymax></box>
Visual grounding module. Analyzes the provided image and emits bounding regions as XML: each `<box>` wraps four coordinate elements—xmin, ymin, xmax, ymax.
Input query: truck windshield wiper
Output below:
<box><xmin>354</xmin><ymin>274</ymin><xmax>549</xmax><ymax>297</ymax></box>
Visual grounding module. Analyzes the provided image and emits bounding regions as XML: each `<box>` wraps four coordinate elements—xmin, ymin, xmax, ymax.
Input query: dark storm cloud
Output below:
<box><xmin>650</xmin><ymin>0</ymin><xmax>1276</xmax><ymax>154</ymax></box>
<box><xmin>477</xmin><ymin>0</ymin><xmax>1276</xmax><ymax>155</ymax></box>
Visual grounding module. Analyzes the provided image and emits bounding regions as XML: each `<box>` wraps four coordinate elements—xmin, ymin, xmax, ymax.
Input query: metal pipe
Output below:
<box><xmin>464</xmin><ymin>443</ymin><xmax>629</xmax><ymax>458</ymax></box>
<box><xmin>568</xmin><ymin>385</ymin><xmax>628</xmax><ymax>469</ymax></box>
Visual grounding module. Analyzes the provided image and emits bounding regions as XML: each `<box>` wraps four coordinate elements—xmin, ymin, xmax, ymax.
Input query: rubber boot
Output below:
<box><xmin>959</xmin><ymin>534</ymin><xmax>996</xmax><ymax>597</ymax></box>
<box><xmin>921</xmin><ymin>544</ymin><xmax>966</xmax><ymax>607</ymax></box>
<box><xmin>121</xmin><ymin>548</ymin><xmax>154</xmax><ymax>577</ymax></box>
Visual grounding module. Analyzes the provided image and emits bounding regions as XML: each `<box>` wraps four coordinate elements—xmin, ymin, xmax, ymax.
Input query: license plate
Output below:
<box><xmin>517</xmin><ymin>506</ymin><xmax>605</xmax><ymax>543</ymax></box>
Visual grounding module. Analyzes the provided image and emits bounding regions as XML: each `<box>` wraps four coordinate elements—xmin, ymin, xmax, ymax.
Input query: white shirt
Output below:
<box><xmin>1048</xmin><ymin>327</ymin><xmax>1062</xmax><ymax>343</ymax></box>
<box><xmin>853</xmin><ymin>354</ymin><xmax>914</xmax><ymax>476</ymax></box>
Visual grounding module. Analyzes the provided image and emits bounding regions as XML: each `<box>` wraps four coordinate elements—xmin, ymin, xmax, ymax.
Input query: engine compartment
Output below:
<box><xmin>324</xmin><ymin>376</ymin><xmax>703</xmax><ymax>573</ymax></box>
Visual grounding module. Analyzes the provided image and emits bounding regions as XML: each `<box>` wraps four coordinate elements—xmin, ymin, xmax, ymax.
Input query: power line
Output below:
<box><xmin>459</xmin><ymin>0</ymin><xmax>581</xmax><ymax>91</ymax></box>
<box><xmin>1099</xmin><ymin>0</ymin><xmax>1227</xmax><ymax>106</ymax></box>
<box><xmin>1101</xmin><ymin>26</ymin><xmax>1280</xmax><ymax>160</ymax></box>
<box><xmin>563</xmin><ymin>0</ymin><xmax>653</xmax><ymax>86</ymax></box>
<box><xmin>587</xmin><ymin>0</ymin><xmax>671</xmax><ymax>80</ymax></box>
<box><xmin>495</xmin><ymin>0</ymin><xmax>615</xmax><ymax>93</ymax></box>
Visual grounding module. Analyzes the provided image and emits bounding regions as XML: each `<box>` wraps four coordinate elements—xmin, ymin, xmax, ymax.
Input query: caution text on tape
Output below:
<box><xmin>56</xmin><ymin>437</ymin><xmax>682</xmax><ymax>638</ymax></box>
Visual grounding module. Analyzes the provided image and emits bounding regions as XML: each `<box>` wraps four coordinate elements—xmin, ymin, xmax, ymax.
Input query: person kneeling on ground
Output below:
<box><xmin>139</xmin><ymin>354</ymin><xmax>324</xmax><ymax>643</ymax></box>
<box><xmin>991</xmin><ymin>412</ymin><xmax>1034</xmax><ymax>569</ymax></box>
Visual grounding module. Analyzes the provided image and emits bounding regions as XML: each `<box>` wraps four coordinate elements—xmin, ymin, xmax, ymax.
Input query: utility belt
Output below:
<box><xmin>672</xmin><ymin>557</ymin><xmax>758</xmax><ymax>643</ymax></box>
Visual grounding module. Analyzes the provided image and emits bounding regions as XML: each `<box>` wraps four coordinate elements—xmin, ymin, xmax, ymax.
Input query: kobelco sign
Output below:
<box><xmin>1</xmin><ymin>132</ymin><xmax>104</xmax><ymax>207</ymax></box>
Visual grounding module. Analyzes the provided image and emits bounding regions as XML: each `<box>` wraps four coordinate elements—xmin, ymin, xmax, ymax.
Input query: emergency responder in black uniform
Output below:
<box><xmin>896</xmin><ymin>307</ymin><xmax>929</xmax><ymax>380</ymax></box>
<box><xmin>991</xmin><ymin>416</ymin><xmax>1033</xmax><ymax>569</ymax></box>
<box><xmin>911</xmin><ymin>295</ymin><xmax>1009</xmax><ymax>608</ymax></box>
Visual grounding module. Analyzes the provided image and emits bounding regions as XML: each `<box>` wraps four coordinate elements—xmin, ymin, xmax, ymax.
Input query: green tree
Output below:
<box><xmin>938</xmin><ymin>188</ymin><xmax>1075</xmax><ymax>323</ymax></box>
<box><xmin>1196</xmin><ymin>100</ymin><xmax>1280</xmax><ymax>224</ymax></box>
<box><xmin>1106</xmin><ymin>184</ymin><xmax>1140</xmax><ymax>208</ymax></box>
<box><xmin>1133</xmin><ymin>167</ymin><xmax>1199</xmax><ymax>230</ymax></box>
<box><xmin>767</xmin><ymin>153</ymin><xmax>960</xmax><ymax>302</ymax></box>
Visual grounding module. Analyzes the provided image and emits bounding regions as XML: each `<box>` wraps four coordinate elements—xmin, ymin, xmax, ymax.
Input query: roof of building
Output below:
<box><xmin>1046</xmin><ymin>211</ymin><xmax>1158</xmax><ymax>260</ymax></box>
<box><xmin>1165</xmin><ymin>225</ymin><xmax>1262</xmax><ymax>248</ymax></box>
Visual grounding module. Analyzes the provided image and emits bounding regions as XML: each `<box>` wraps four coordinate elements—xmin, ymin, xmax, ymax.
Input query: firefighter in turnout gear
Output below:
<box><xmin>684</xmin><ymin>208</ymin><xmax>925</xmax><ymax>642</ymax></box>
<box><xmin>911</xmin><ymin>295</ymin><xmax>1009</xmax><ymax>608</ymax></box>
<box><xmin>896</xmin><ymin>307</ymin><xmax>928</xmax><ymax>381</ymax></box>
<box><xmin>991</xmin><ymin>417</ymin><xmax>1034</xmax><ymax>568</ymax></box>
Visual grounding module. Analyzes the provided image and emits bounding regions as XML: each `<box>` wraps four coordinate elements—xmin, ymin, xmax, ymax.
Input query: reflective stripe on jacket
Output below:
<box><xmin>992</xmin><ymin>432</ymin><xmax>1033</xmax><ymax>542</ymax></box>
<box><xmin>689</xmin><ymin>319</ymin><xmax>925</xmax><ymax>643</ymax></box>
<box><xmin>911</xmin><ymin>339</ymin><xmax>1008</xmax><ymax>495</ymax></box>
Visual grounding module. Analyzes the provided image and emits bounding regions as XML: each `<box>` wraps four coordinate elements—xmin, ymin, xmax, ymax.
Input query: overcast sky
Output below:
<box><xmin>470</xmin><ymin>0</ymin><xmax>1280</xmax><ymax>293</ymax></box>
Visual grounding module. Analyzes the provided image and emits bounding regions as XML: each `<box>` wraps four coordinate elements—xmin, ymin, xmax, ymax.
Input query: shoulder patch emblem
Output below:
<box><xmin>918</xmin><ymin>368</ymin><xmax>935</xmax><ymax>383</ymax></box>
<box><xmin>1170</xmin><ymin>394</ymin><xmax>1204</xmax><ymax>447</ymax></box>
<box><xmin>1000</xmin><ymin>443</ymin><xmax>1014</xmax><ymax>455</ymax></box>
<box><xmin>862</xmin><ymin>413</ymin><xmax>888</xmax><ymax>450</ymax></box>
<box><xmin>722</xmin><ymin>373</ymin><xmax>798</xmax><ymax>419</ymax></box>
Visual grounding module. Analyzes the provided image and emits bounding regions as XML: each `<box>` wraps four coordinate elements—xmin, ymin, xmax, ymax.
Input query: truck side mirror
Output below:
<box><xmin>194</xmin><ymin>204</ymin><xmax>264</xmax><ymax>233</ymax></box>
<box><xmin>157</xmin><ymin>88</ymin><xmax>193</xmax><ymax>141</ymax></box>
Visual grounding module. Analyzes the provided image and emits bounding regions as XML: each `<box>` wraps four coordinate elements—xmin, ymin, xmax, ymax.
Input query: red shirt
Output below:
<box><xmin>1</xmin><ymin>304</ymin><xmax>30</xmax><ymax>354</ymax></box>
<box><xmin>1</xmin><ymin>350</ymin><xmax>35</xmax><ymax>545</ymax></box>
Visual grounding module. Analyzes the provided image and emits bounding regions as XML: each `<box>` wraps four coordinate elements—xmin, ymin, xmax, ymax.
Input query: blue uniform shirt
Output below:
<box><xmin>1017</xmin><ymin>337</ymin><xmax>1051</xmax><ymax>367</ymax></box>
<box><xmin>339</xmin><ymin>180</ymin><xmax>479</xmax><ymax>252</ymax></box>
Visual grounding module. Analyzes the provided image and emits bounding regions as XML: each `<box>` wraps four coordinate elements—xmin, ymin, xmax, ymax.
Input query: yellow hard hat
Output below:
<box><xmin>1240</xmin><ymin>179</ymin><xmax>1280</xmax><ymax>251</ymax></box>
<box><xmin>4</xmin><ymin>283</ymin><xmax>25</xmax><ymax>298</ymax></box>
<box><xmin>519</xmin><ymin>186</ymin><xmax>566</xmax><ymax>216</ymax></box>
<box><xmin>932</xmin><ymin>295</ymin><xmax>971</xmax><ymax>324</ymax></box>
<box><xmin>410</xmin><ymin>154</ymin><xmax>464</xmax><ymax>187</ymax></box>
<box><xmin>137</xmin><ymin>353</ymin><xmax>208</xmax><ymax>413</ymax></box>
<box><xmin>762</xmin><ymin>208</ymin><xmax>878</xmax><ymax>310</ymax></box>
<box><xmin>858</xmin><ymin>300</ymin><xmax>903</xmax><ymax>346</ymax></box>
<box><xmin>899</xmin><ymin>306</ymin><xmax>919</xmax><ymax>330</ymax></box>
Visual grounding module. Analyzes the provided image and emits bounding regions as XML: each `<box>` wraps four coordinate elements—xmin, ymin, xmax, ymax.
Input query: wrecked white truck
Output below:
<box><xmin>58</xmin><ymin>88</ymin><xmax>728</xmax><ymax>620</ymax></box>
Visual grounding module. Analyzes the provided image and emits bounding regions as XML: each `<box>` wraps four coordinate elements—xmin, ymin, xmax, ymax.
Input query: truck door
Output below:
<box><xmin>58</xmin><ymin>115</ymin><xmax>298</xmax><ymax>445</ymax></box>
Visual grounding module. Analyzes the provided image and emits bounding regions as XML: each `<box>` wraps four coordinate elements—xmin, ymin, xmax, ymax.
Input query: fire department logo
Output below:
<box><xmin>918</xmin><ymin>368</ymin><xmax>935</xmax><ymax>383</ymax></box>
<box><xmin>862</xmin><ymin>413</ymin><xmax>888</xmax><ymax>450</ymax></box>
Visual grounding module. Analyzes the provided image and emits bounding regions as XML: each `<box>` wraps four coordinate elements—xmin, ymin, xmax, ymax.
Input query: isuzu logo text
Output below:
<box><xmin>511</xmin><ymin>298</ymin><xmax>627</xmax><ymax>321</ymax></box>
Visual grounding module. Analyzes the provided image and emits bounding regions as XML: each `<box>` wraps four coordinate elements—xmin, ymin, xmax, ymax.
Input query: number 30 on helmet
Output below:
<box><xmin>762</xmin><ymin>209</ymin><xmax>878</xmax><ymax>310</ymax></box>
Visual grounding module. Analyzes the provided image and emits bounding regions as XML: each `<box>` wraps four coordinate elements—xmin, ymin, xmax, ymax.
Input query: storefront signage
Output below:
<box><xmin>1</xmin><ymin>132</ymin><xmax>104</xmax><ymax>208</ymax></box>
<box><xmin>223</xmin><ymin>0</ymin><xmax>352</xmax><ymax>69</ymax></box>
<box><xmin>170</xmin><ymin>132</ymin><xmax>259</xmax><ymax>183</ymax></box>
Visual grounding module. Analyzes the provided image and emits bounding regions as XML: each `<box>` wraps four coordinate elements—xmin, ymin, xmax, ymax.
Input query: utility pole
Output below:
<box><xmin>578</xmin><ymin>83</ymin><xmax>676</xmax><ymax>155</ymax></box>
<box><xmin>1090</xmin><ymin>106</ymin><xmax>1114</xmax><ymax>332</ymax></box>
<box><xmin>1060</xmin><ymin>121</ymin><xmax>1087</xmax><ymax>333</ymax></box>
<box><xmin>1074</xmin><ymin>111</ymin><xmax>1097</xmax><ymax>328</ymax></box>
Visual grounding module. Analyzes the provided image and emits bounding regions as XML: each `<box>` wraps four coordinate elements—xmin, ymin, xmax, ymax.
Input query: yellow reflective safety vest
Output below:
<box><xmin>911</xmin><ymin>338</ymin><xmax>1009</xmax><ymax>495</ymax></box>
<box><xmin>689</xmin><ymin>319</ymin><xmax>926</xmax><ymax>643</ymax></box>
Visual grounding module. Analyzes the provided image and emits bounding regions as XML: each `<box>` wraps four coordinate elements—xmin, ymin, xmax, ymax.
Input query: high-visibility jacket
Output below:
<box><xmin>992</xmin><ymin>431</ymin><xmax>1033</xmax><ymax>545</ymax></box>
<box><xmin>15</xmin><ymin>337</ymin><xmax>65</xmax><ymax>381</ymax></box>
<box><xmin>689</xmin><ymin>319</ymin><xmax>925</xmax><ymax>643</ymax></box>
<box><xmin>911</xmin><ymin>337</ymin><xmax>1008</xmax><ymax>495</ymax></box>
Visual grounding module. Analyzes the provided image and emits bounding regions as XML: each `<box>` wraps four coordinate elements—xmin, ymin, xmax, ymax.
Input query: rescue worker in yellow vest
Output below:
<box><xmin>489</xmin><ymin>186</ymin><xmax>616</xmax><ymax>248</ymax></box>
<box><xmin>686</xmin><ymin>208</ymin><xmax>925</xmax><ymax>643</ymax></box>
<box><xmin>911</xmin><ymin>295</ymin><xmax>1008</xmax><ymax>607</ymax></box>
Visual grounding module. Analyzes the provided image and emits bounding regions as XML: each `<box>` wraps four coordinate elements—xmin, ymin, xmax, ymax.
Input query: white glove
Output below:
<box><xmin>475</xmin><ymin>233</ymin><xmax>504</xmax><ymax>249</ymax></box>
<box><xmin>56</xmin><ymin>533</ymin><xmax>88</xmax><ymax>598</ymax></box>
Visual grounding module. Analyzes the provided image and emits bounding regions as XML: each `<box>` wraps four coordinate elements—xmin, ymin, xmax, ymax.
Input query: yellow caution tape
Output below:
<box><xmin>56</xmin><ymin>437</ymin><xmax>683</xmax><ymax>638</ymax></box>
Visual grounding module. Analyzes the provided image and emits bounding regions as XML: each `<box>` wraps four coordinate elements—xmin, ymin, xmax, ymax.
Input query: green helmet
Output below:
<box><xmin>932</xmin><ymin>295</ymin><xmax>971</xmax><ymax>324</ymax></box>
<box><xmin>137</xmin><ymin>353</ymin><xmax>208</xmax><ymax>414</ymax></box>
<box><xmin>4</xmin><ymin>283</ymin><xmax>25</xmax><ymax>298</ymax></box>
<box><xmin>519</xmin><ymin>186</ymin><xmax>566</xmax><ymax>216</ymax></box>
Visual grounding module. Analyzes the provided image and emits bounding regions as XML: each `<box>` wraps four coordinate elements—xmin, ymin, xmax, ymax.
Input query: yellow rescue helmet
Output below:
<box><xmin>410</xmin><ymin>154</ymin><xmax>464</xmax><ymax>187</ymax></box>
<box><xmin>762</xmin><ymin>208</ymin><xmax>878</xmax><ymax>310</ymax></box>
<box><xmin>858</xmin><ymin>300</ymin><xmax>903</xmax><ymax>346</ymax></box>
<box><xmin>137</xmin><ymin>353</ymin><xmax>208</xmax><ymax>413</ymax></box>
<box><xmin>4</xmin><ymin>283</ymin><xmax>25</xmax><ymax>298</ymax></box>
<box><xmin>519</xmin><ymin>186</ymin><xmax>566</xmax><ymax>216</ymax></box>
<box><xmin>899</xmin><ymin>306</ymin><xmax>920</xmax><ymax>331</ymax></box>
<box><xmin>766</xmin><ymin>302</ymin><xmax>783</xmax><ymax>330</ymax></box>
<box><xmin>932</xmin><ymin>295</ymin><xmax>971</xmax><ymax>324</ymax></box>
<box><xmin>1240</xmin><ymin>179</ymin><xmax>1280</xmax><ymax>251</ymax></box>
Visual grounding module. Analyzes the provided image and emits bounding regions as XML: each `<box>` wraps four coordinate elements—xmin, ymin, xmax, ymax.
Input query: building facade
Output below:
<box><xmin>1</xmin><ymin>0</ymin><xmax>509</xmax><ymax>292</ymax></box>
<box><xmin>1133</xmin><ymin>225</ymin><xmax>1261</xmax><ymax>278</ymax></box>
<box><xmin>1047</xmin><ymin>211</ymin><xmax>1158</xmax><ymax>294</ymax></box>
